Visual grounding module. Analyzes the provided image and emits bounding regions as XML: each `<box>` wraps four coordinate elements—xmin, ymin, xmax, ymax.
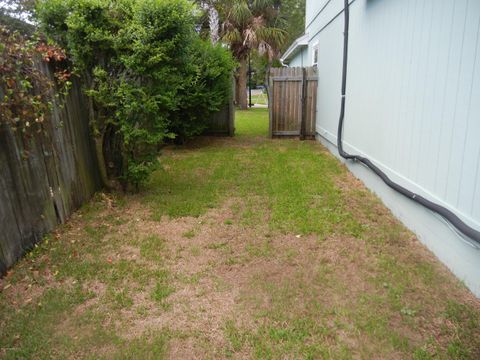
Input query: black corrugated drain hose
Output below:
<box><xmin>336</xmin><ymin>0</ymin><xmax>480</xmax><ymax>245</ymax></box>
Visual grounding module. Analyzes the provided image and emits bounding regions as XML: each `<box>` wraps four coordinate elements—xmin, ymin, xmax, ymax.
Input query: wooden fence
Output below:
<box><xmin>268</xmin><ymin>67</ymin><xmax>318</xmax><ymax>138</ymax></box>
<box><xmin>0</xmin><ymin>65</ymin><xmax>235</xmax><ymax>274</ymax></box>
<box><xmin>0</xmin><ymin>64</ymin><xmax>101</xmax><ymax>274</ymax></box>
<box><xmin>203</xmin><ymin>78</ymin><xmax>235</xmax><ymax>136</ymax></box>
<box><xmin>204</xmin><ymin>96</ymin><xmax>235</xmax><ymax>136</ymax></box>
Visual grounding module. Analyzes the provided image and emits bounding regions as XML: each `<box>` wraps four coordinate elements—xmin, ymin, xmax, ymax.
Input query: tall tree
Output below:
<box><xmin>219</xmin><ymin>0</ymin><xmax>286</xmax><ymax>109</ymax></box>
<box><xmin>279</xmin><ymin>0</ymin><xmax>305</xmax><ymax>52</ymax></box>
<box><xmin>196</xmin><ymin>0</ymin><xmax>220</xmax><ymax>44</ymax></box>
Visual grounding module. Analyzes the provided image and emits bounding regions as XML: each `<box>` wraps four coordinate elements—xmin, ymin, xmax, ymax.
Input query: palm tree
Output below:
<box><xmin>219</xmin><ymin>0</ymin><xmax>286</xmax><ymax>109</ymax></box>
<box><xmin>197</xmin><ymin>0</ymin><xmax>220</xmax><ymax>44</ymax></box>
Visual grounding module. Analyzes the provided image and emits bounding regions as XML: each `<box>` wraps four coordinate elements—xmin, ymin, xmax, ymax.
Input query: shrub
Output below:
<box><xmin>36</xmin><ymin>0</ymin><xmax>234</xmax><ymax>189</ymax></box>
<box><xmin>170</xmin><ymin>39</ymin><xmax>235</xmax><ymax>141</ymax></box>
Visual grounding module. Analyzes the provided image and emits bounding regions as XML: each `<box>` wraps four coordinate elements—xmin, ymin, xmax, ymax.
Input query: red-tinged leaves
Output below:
<box><xmin>6</xmin><ymin>78</ymin><xmax>15</xmax><ymax>88</ymax></box>
<box><xmin>36</xmin><ymin>42</ymin><xmax>67</xmax><ymax>63</ymax></box>
<box><xmin>0</xmin><ymin>25</ymin><xmax>70</xmax><ymax>142</ymax></box>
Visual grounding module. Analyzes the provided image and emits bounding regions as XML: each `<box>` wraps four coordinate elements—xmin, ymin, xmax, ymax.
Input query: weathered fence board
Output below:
<box><xmin>0</xmin><ymin>64</ymin><xmax>101</xmax><ymax>273</ymax></box>
<box><xmin>268</xmin><ymin>67</ymin><xmax>317</xmax><ymax>138</ymax></box>
<box><xmin>203</xmin><ymin>78</ymin><xmax>235</xmax><ymax>136</ymax></box>
<box><xmin>203</xmin><ymin>100</ymin><xmax>235</xmax><ymax>136</ymax></box>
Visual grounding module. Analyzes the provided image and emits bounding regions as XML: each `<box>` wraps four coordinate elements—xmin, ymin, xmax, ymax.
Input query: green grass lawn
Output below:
<box><xmin>235</xmin><ymin>108</ymin><xmax>269</xmax><ymax>137</ymax></box>
<box><xmin>249</xmin><ymin>93</ymin><xmax>268</xmax><ymax>106</ymax></box>
<box><xmin>1</xmin><ymin>108</ymin><xmax>479</xmax><ymax>359</ymax></box>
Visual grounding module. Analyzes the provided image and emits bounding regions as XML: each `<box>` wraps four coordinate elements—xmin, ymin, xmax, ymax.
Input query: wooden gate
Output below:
<box><xmin>268</xmin><ymin>67</ymin><xmax>318</xmax><ymax>138</ymax></box>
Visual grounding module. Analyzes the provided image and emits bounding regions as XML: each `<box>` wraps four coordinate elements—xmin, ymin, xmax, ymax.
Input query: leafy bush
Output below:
<box><xmin>170</xmin><ymin>38</ymin><xmax>235</xmax><ymax>141</ymax></box>
<box><xmin>36</xmin><ymin>0</ymin><xmax>234</xmax><ymax>189</ymax></box>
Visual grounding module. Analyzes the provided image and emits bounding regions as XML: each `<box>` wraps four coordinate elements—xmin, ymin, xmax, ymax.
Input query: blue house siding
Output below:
<box><xmin>287</xmin><ymin>47</ymin><xmax>307</xmax><ymax>67</ymax></box>
<box><xmin>305</xmin><ymin>0</ymin><xmax>480</xmax><ymax>296</ymax></box>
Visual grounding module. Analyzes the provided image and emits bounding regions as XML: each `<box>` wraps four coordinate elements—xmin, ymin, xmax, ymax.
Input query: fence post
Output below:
<box><xmin>268</xmin><ymin>68</ymin><xmax>274</xmax><ymax>138</ymax></box>
<box><xmin>300</xmin><ymin>67</ymin><xmax>307</xmax><ymax>140</ymax></box>
<box><xmin>228</xmin><ymin>75</ymin><xmax>235</xmax><ymax>136</ymax></box>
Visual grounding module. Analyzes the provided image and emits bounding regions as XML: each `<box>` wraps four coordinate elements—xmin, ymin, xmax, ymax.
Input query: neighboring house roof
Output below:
<box><xmin>280</xmin><ymin>33</ymin><xmax>308</xmax><ymax>65</ymax></box>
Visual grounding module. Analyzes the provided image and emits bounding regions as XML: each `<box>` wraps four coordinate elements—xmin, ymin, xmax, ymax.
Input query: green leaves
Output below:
<box><xmin>37</xmin><ymin>0</ymin><xmax>234</xmax><ymax>189</ymax></box>
<box><xmin>219</xmin><ymin>0</ymin><xmax>286</xmax><ymax>61</ymax></box>
<box><xmin>231</xmin><ymin>1</ymin><xmax>252</xmax><ymax>26</ymax></box>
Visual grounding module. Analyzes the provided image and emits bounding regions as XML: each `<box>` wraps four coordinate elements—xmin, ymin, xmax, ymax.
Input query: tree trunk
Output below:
<box><xmin>264</xmin><ymin>59</ymin><xmax>272</xmax><ymax>104</ymax></box>
<box><xmin>208</xmin><ymin>6</ymin><xmax>219</xmax><ymax>44</ymax></box>
<box><xmin>238</xmin><ymin>56</ymin><xmax>248</xmax><ymax>110</ymax></box>
<box><xmin>94</xmin><ymin>135</ymin><xmax>113</xmax><ymax>189</ymax></box>
<box><xmin>87</xmin><ymin>95</ymin><xmax>117</xmax><ymax>191</ymax></box>
<box><xmin>234</xmin><ymin>73</ymin><xmax>240</xmax><ymax>105</ymax></box>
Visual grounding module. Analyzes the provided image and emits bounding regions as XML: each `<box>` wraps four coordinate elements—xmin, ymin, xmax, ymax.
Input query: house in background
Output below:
<box><xmin>280</xmin><ymin>33</ymin><xmax>308</xmax><ymax>67</ymax></box>
<box><xmin>281</xmin><ymin>0</ymin><xmax>480</xmax><ymax>297</ymax></box>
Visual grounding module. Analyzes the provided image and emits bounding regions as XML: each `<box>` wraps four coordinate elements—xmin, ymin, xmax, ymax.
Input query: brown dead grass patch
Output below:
<box><xmin>1</xmin><ymin>131</ymin><xmax>479</xmax><ymax>359</ymax></box>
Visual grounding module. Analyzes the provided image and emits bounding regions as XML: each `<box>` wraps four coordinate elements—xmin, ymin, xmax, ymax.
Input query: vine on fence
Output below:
<box><xmin>0</xmin><ymin>25</ymin><xmax>70</xmax><ymax>139</ymax></box>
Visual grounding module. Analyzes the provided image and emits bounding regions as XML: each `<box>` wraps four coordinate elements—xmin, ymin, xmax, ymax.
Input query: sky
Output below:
<box><xmin>0</xmin><ymin>1</ymin><xmax>32</xmax><ymax>22</ymax></box>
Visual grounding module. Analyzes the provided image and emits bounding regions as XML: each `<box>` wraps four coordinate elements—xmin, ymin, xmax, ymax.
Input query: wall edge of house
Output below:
<box><xmin>316</xmin><ymin>130</ymin><xmax>480</xmax><ymax>298</ymax></box>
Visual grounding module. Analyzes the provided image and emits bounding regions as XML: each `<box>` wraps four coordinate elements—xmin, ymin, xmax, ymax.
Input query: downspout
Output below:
<box><xmin>336</xmin><ymin>0</ymin><xmax>480</xmax><ymax>245</ymax></box>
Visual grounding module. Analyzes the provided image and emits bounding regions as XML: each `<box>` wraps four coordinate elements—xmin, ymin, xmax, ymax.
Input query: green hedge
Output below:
<box><xmin>37</xmin><ymin>0</ymin><xmax>235</xmax><ymax>189</ymax></box>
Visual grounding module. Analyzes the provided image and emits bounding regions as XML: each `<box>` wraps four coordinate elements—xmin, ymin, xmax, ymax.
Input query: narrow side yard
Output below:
<box><xmin>0</xmin><ymin>108</ymin><xmax>479</xmax><ymax>359</ymax></box>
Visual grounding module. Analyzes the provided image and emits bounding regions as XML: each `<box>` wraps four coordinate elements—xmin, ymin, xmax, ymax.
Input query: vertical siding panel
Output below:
<box><xmin>458</xmin><ymin>2</ymin><xmax>480</xmax><ymax>215</ymax></box>
<box><xmin>424</xmin><ymin>0</ymin><xmax>450</xmax><ymax>191</ymax></box>
<box><xmin>431</xmin><ymin>0</ymin><xmax>457</xmax><ymax>192</ymax></box>
<box><xmin>382</xmin><ymin>1</ymin><xmax>398</xmax><ymax>167</ymax></box>
<box><xmin>408</xmin><ymin>0</ymin><xmax>430</xmax><ymax>182</ymax></box>
<box><xmin>435</xmin><ymin>0</ymin><xmax>468</xmax><ymax>198</ymax></box>
<box><xmin>395</xmin><ymin>0</ymin><xmax>417</xmax><ymax>177</ymax></box>
<box><xmin>391</xmin><ymin>0</ymin><xmax>409</xmax><ymax>172</ymax></box>
<box><xmin>445</xmin><ymin>1</ymin><xmax>480</xmax><ymax>206</ymax></box>
<box><xmin>402</xmin><ymin>0</ymin><xmax>422</xmax><ymax>179</ymax></box>
<box><xmin>412</xmin><ymin>0</ymin><xmax>434</xmax><ymax>185</ymax></box>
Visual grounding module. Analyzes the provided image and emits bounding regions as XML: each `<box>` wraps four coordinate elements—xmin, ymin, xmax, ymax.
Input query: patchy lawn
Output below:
<box><xmin>1</xmin><ymin>108</ymin><xmax>479</xmax><ymax>359</ymax></box>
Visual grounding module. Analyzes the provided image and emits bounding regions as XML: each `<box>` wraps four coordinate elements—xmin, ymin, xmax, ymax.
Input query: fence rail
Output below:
<box><xmin>268</xmin><ymin>67</ymin><xmax>318</xmax><ymax>138</ymax></box>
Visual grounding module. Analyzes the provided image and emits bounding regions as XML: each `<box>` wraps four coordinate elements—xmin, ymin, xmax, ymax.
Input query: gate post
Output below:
<box><xmin>268</xmin><ymin>68</ymin><xmax>274</xmax><ymax>138</ymax></box>
<box><xmin>300</xmin><ymin>67</ymin><xmax>307</xmax><ymax>140</ymax></box>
